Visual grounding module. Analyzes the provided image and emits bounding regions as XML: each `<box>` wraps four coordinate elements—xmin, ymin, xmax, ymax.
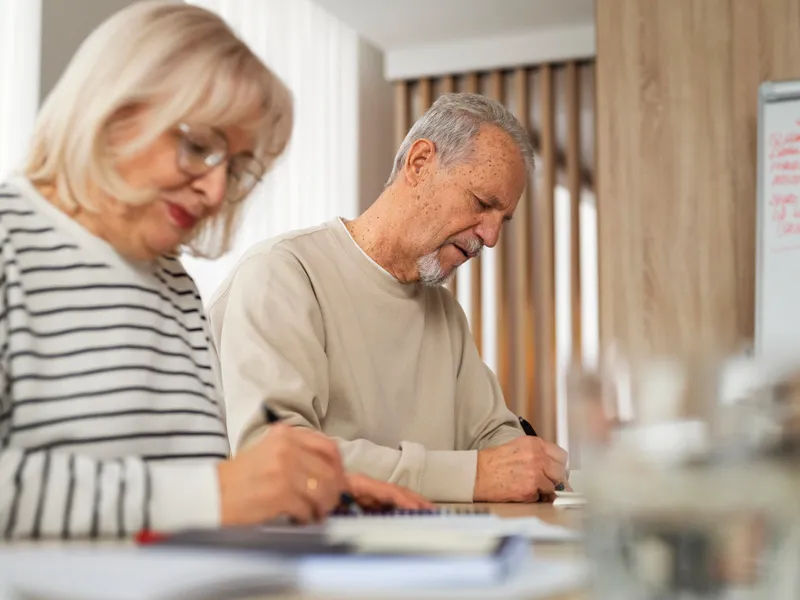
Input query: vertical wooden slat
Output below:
<box><xmin>513</xmin><ymin>68</ymin><xmax>536</xmax><ymax>422</ymax></box>
<box><xmin>394</xmin><ymin>81</ymin><xmax>410</xmax><ymax>149</ymax></box>
<box><xmin>566</xmin><ymin>62</ymin><xmax>583</xmax><ymax>365</ymax></box>
<box><xmin>534</xmin><ymin>65</ymin><xmax>557</xmax><ymax>442</ymax></box>
<box><xmin>440</xmin><ymin>76</ymin><xmax>458</xmax><ymax>297</ymax></box>
<box><xmin>488</xmin><ymin>70</ymin><xmax>511</xmax><ymax>401</ymax></box>
<box><xmin>417</xmin><ymin>78</ymin><xmax>432</xmax><ymax>116</ymax></box>
<box><xmin>464</xmin><ymin>73</ymin><xmax>482</xmax><ymax>355</ymax></box>
<box><xmin>440</xmin><ymin>75</ymin><xmax>455</xmax><ymax>94</ymax></box>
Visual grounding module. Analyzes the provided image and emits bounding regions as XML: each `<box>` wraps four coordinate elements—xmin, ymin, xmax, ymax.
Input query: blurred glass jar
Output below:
<box><xmin>569</xmin><ymin>347</ymin><xmax>800</xmax><ymax>600</ymax></box>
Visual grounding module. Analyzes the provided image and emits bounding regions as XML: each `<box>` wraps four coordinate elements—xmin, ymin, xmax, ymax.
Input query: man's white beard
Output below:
<box><xmin>417</xmin><ymin>249</ymin><xmax>450</xmax><ymax>287</ymax></box>
<box><xmin>417</xmin><ymin>238</ymin><xmax>483</xmax><ymax>287</ymax></box>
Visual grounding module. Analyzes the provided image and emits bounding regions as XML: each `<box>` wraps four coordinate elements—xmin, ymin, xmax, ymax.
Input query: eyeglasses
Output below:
<box><xmin>174</xmin><ymin>122</ymin><xmax>265</xmax><ymax>204</ymax></box>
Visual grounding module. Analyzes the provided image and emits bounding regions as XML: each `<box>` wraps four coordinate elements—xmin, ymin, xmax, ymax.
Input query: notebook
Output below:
<box><xmin>331</xmin><ymin>505</ymin><xmax>491</xmax><ymax>517</ymax></box>
<box><xmin>142</xmin><ymin>524</ymin><xmax>529</xmax><ymax>589</ymax></box>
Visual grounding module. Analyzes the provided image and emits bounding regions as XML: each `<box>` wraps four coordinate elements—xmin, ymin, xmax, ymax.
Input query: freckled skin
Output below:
<box><xmin>346</xmin><ymin>124</ymin><xmax>527</xmax><ymax>283</ymax></box>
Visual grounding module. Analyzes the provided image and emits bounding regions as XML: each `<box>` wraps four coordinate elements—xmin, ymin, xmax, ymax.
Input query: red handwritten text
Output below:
<box><xmin>772</xmin><ymin>174</ymin><xmax>800</xmax><ymax>186</ymax></box>
<box><xmin>779</xmin><ymin>221</ymin><xmax>800</xmax><ymax>237</ymax></box>
<box><xmin>771</xmin><ymin>160</ymin><xmax>800</xmax><ymax>172</ymax></box>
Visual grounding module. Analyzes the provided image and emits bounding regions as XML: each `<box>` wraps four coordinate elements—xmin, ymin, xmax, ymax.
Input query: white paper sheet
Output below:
<box><xmin>327</xmin><ymin>515</ymin><xmax>582</xmax><ymax>542</ymax></box>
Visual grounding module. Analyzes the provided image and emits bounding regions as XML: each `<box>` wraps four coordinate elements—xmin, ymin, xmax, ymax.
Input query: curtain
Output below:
<box><xmin>183</xmin><ymin>0</ymin><xmax>359</xmax><ymax>302</ymax></box>
<box><xmin>0</xmin><ymin>0</ymin><xmax>42</xmax><ymax>180</ymax></box>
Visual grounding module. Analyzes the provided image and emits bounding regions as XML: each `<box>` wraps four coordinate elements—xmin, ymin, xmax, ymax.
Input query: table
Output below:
<box><xmin>273</xmin><ymin>502</ymin><xmax>589</xmax><ymax>600</ymax></box>
<box><xmin>2</xmin><ymin>503</ymin><xmax>589</xmax><ymax>600</ymax></box>
<box><xmin>489</xmin><ymin>503</ymin><xmax>587</xmax><ymax>599</ymax></box>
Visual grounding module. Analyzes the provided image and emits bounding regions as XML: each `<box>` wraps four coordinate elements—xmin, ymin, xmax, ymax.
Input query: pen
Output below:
<box><xmin>519</xmin><ymin>416</ymin><xmax>566</xmax><ymax>492</ymax></box>
<box><xmin>261</xmin><ymin>403</ymin><xmax>363</xmax><ymax>515</ymax></box>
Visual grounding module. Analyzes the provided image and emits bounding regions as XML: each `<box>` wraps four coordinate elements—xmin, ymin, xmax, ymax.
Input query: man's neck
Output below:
<box><xmin>344</xmin><ymin>189</ymin><xmax>418</xmax><ymax>283</ymax></box>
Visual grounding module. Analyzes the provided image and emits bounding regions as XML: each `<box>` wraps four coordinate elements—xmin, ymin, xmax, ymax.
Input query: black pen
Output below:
<box><xmin>261</xmin><ymin>403</ymin><xmax>362</xmax><ymax>514</ymax></box>
<box><xmin>519</xmin><ymin>416</ymin><xmax>566</xmax><ymax>492</ymax></box>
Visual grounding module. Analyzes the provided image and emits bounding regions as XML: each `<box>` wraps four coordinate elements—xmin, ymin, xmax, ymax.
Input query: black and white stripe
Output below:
<box><xmin>0</xmin><ymin>178</ymin><xmax>230</xmax><ymax>540</ymax></box>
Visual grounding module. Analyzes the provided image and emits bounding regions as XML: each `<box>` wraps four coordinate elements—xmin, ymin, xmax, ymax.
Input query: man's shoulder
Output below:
<box><xmin>240</xmin><ymin>220</ymin><xmax>340</xmax><ymax>263</ymax></box>
<box><xmin>207</xmin><ymin>220</ymin><xmax>339</xmax><ymax>308</ymax></box>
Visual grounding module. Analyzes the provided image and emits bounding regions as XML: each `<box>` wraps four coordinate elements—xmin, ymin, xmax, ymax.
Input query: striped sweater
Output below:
<box><xmin>0</xmin><ymin>175</ymin><xmax>230</xmax><ymax>539</ymax></box>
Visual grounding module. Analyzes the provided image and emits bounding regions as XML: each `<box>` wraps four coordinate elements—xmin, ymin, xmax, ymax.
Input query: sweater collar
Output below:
<box><xmin>328</xmin><ymin>218</ymin><xmax>421</xmax><ymax>299</ymax></box>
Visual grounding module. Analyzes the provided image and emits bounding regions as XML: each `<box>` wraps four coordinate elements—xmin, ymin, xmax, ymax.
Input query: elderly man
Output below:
<box><xmin>208</xmin><ymin>93</ymin><xmax>569</xmax><ymax>503</ymax></box>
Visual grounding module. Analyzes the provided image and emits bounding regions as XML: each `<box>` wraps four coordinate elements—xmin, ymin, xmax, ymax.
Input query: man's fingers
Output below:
<box><xmin>536</xmin><ymin>472</ymin><xmax>556</xmax><ymax>495</ymax></box>
<box><xmin>543</xmin><ymin>458</ymin><xmax>568</xmax><ymax>487</ymax></box>
<box><xmin>542</xmin><ymin>441</ymin><xmax>569</xmax><ymax>465</ymax></box>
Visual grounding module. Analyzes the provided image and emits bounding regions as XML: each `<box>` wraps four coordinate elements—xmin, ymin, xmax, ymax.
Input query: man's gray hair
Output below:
<box><xmin>387</xmin><ymin>92</ymin><xmax>535</xmax><ymax>186</ymax></box>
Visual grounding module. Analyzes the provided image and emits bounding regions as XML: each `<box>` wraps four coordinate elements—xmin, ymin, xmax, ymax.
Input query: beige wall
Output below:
<box><xmin>40</xmin><ymin>0</ymin><xmax>137</xmax><ymax>102</ymax></box>
<box><xmin>357</xmin><ymin>38</ymin><xmax>395</xmax><ymax>212</ymax></box>
<box><xmin>596</xmin><ymin>0</ymin><xmax>800</xmax><ymax>356</ymax></box>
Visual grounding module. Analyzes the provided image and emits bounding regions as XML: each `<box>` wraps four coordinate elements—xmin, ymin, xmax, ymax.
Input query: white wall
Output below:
<box><xmin>40</xmin><ymin>0</ymin><xmax>137</xmax><ymax>102</ymax></box>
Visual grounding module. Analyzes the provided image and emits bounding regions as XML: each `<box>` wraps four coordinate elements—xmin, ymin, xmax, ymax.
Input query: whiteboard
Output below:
<box><xmin>756</xmin><ymin>80</ymin><xmax>800</xmax><ymax>357</ymax></box>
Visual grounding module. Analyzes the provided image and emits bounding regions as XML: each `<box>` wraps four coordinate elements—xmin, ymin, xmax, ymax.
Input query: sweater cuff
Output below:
<box><xmin>149</xmin><ymin>462</ymin><xmax>221</xmax><ymax>531</ymax></box>
<box><xmin>418</xmin><ymin>450</ymin><xmax>478</xmax><ymax>503</ymax></box>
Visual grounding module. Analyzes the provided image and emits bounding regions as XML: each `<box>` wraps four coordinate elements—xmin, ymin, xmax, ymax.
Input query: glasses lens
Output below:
<box><xmin>177</xmin><ymin>125</ymin><xmax>228</xmax><ymax>176</ymax></box>
<box><xmin>226</xmin><ymin>157</ymin><xmax>263</xmax><ymax>203</ymax></box>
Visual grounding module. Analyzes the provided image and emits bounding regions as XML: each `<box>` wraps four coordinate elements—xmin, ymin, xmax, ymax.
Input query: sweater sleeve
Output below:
<box><xmin>0</xmin><ymin>276</ymin><xmax>220</xmax><ymax>540</ymax></box>
<box><xmin>208</xmin><ymin>250</ymin><xmax>480</xmax><ymax>503</ymax></box>
<box><xmin>446</xmin><ymin>295</ymin><xmax>525</xmax><ymax>451</ymax></box>
<box><xmin>0</xmin><ymin>450</ymin><xmax>220</xmax><ymax>539</ymax></box>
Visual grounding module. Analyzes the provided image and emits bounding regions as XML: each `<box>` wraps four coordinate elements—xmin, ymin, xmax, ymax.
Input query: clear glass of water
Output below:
<box><xmin>569</xmin><ymin>348</ymin><xmax>800</xmax><ymax>600</ymax></box>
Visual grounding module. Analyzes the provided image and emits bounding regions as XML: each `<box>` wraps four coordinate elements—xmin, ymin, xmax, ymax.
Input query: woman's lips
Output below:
<box><xmin>166</xmin><ymin>202</ymin><xmax>198</xmax><ymax>230</ymax></box>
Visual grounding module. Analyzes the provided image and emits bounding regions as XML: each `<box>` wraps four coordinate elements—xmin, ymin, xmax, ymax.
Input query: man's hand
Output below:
<box><xmin>217</xmin><ymin>424</ymin><xmax>346</xmax><ymax>525</ymax></box>
<box><xmin>473</xmin><ymin>436</ymin><xmax>568</xmax><ymax>502</ymax></box>
<box><xmin>346</xmin><ymin>473</ymin><xmax>433</xmax><ymax>510</ymax></box>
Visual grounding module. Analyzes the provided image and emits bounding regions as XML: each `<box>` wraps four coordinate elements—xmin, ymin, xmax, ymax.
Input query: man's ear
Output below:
<box><xmin>402</xmin><ymin>139</ymin><xmax>435</xmax><ymax>186</ymax></box>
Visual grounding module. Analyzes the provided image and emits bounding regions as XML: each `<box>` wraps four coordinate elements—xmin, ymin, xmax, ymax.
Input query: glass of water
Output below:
<box><xmin>569</xmin><ymin>348</ymin><xmax>800</xmax><ymax>600</ymax></box>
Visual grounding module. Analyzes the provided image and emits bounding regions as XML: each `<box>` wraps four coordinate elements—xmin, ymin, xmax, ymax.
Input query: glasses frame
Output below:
<box><xmin>174</xmin><ymin>122</ymin><xmax>266</xmax><ymax>204</ymax></box>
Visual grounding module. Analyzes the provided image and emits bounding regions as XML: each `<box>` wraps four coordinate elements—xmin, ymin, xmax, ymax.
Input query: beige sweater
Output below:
<box><xmin>207</xmin><ymin>219</ymin><xmax>523</xmax><ymax>502</ymax></box>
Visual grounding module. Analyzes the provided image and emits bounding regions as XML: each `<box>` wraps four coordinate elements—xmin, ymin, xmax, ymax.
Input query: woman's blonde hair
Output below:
<box><xmin>25</xmin><ymin>1</ymin><xmax>293</xmax><ymax>258</ymax></box>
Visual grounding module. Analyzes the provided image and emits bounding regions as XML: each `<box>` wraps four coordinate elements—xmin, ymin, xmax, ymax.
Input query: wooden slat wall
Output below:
<box><xmin>488</xmin><ymin>71</ymin><xmax>511</xmax><ymax>399</ymax></box>
<box><xmin>533</xmin><ymin>64</ymin><xmax>557</xmax><ymax>441</ymax></box>
<box><xmin>513</xmin><ymin>68</ymin><xmax>537</xmax><ymax>423</ymax></box>
<box><xmin>393</xmin><ymin>62</ymin><xmax>593</xmax><ymax>433</ymax></box>
<box><xmin>440</xmin><ymin>76</ymin><xmax>457</xmax><ymax>297</ymax></box>
<box><xmin>464</xmin><ymin>73</ymin><xmax>483</xmax><ymax>357</ymax></box>
<box><xmin>566</xmin><ymin>62</ymin><xmax>582</xmax><ymax>364</ymax></box>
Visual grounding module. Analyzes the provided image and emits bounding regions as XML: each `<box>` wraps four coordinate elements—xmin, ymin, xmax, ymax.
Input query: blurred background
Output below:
<box><xmin>2</xmin><ymin>0</ymin><xmax>797</xmax><ymax>461</ymax></box>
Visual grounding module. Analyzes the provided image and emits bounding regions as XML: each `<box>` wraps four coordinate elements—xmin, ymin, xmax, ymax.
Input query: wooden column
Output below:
<box><xmin>464</xmin><ymin>72</ymin><xmax>483</xmax><ymax>356</ymax></box>
<box><xmin>488</xmin><ymin>70</ymin><xmax>512</xmax><ymax>399</ymax></box>
<box><xmin>533</xmin><ymin>64</ymin><xmax>557</xmax><ymax>441</ymax></box>
<box><xmin>394</xmin><ymin>81</ymin><xmax>409</xmax><ymax>149</ymax></box>
<box><xmin>566</xmin><ymin>61</ymin><xmax>583</xmax><ymax>365</ymax></box>
<box><xmin>512</xmin><ymin>67</ymin><xmax>536</xmax><ymax>422</ymax></box>
<box><xmin>597</xmin><ymin>0</ymin><xmax>800</xmax><ymax>356</ymax></box>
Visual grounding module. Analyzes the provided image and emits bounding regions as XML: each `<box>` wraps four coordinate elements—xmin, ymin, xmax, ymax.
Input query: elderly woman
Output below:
<box><xmin>0</xmin><ymin>1</ymin><xmax>426</xmax><ymax>540</ymax></box>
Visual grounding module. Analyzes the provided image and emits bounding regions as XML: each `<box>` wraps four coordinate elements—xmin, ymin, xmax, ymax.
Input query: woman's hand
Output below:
<box><xmin>217</xmin><ymin>423</ymin><xmax>346</xmax><ymax>525</ymax></box>
<box><xmin>345</xmin><ymin>473</ymin><xmax>433</xmax><ymax>510</ymax></box>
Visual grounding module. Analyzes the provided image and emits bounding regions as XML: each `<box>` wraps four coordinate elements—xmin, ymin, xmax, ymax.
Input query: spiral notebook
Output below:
<box><xmin>331</xmin><ymin>505</ymin><xmax>491</xmax><ymax>518</ymax></box>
